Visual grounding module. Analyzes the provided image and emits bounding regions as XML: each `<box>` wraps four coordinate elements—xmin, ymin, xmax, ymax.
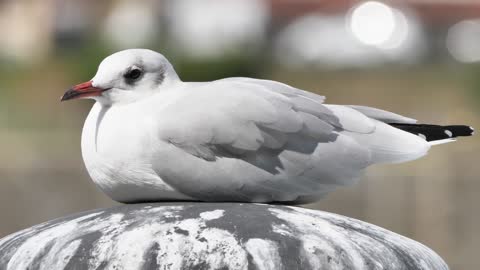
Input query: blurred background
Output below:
<box><xmin>0</xmin><ymin>0</ymin><xmax>479</xmax><ymax>268</ymax></box>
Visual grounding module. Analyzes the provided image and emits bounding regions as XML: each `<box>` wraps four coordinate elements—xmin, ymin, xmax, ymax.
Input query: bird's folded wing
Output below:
<box><xmin>159</xmin><ymin>78</ymin><xmax>376</xmax><ymax>161</ymax></box>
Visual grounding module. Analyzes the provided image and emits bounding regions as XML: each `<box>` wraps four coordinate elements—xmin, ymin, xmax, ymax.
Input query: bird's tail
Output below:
<box><xmin>389</xmin><ymin>123</ymin><xmax>474</xmax><ymax>145</ymax></box>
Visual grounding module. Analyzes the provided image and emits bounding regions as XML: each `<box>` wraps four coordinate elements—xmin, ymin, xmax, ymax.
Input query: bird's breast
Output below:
<box><xmin>82</xmin><ymin>103</ymin><xmax>153</xmax><ymax>158</ymax></box>
<box><xmin>81</xmin><ymin>104</ymin><xmax>144</xmax><ymax>184</ymax></box>
<box><xmin>79</xmin><ymin>103</ymin><xmax>192</xmax><ymax>202</ymax></box>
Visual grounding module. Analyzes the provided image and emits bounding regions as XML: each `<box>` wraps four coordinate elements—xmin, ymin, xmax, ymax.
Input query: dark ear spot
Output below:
<box><xmin>155</xmin><ymin>69</ymin><xmax>165</xmax><ymax>86</ymax></box>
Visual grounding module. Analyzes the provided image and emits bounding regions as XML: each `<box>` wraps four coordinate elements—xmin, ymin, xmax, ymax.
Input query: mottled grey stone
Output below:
<box><xmin>0</xmin><ymin>203</ymin><xmax>448</xmax><ymax>270</ymax></box>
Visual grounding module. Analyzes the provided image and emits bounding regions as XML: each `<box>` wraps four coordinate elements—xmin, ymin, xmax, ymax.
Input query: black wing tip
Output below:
<box><xmin>389</xmin><ymin>123</ymin><xmax>474</xmax><ymax>141</ymax></box>
<box><xmin>444</xmin><ymin>125</ymin><xmax>474</xmax><ymax>137</ymax></box>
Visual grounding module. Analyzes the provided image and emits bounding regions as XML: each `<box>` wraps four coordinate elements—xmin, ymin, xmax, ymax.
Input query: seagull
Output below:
<box><xmin>61</xmin><ymin>49</ymin><xmax>474</xmax><ymax>203</ymax></box>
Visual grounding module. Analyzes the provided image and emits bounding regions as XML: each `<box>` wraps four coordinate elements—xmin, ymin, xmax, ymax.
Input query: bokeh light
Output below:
<box><xmin>275</xmin><ymin>15</ymin><xmax>381</xmax><ymax>69</ymax></box>
<box><xmin>447</xmin><ymin>20</ymin><xmax>480</xmax><ymax>63</ymax></box>
<box><xmin>349</xmin><ymin>1</ymin><xmax>396</xmax><ymax>47</ymax></box>
<box><xmin>347</xmin><ymin>1</ymin><xmax>418</xmax><ymax>53</ymax></box>
<box><xmin>275</xmin><ymin>6</ymin><xmax>424</xmax><ymax>69</ymax></box>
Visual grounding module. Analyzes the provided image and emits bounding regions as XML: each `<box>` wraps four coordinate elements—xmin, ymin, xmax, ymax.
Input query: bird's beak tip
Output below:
<box><xmin>60</xmin><ymin>88</ymin><xmax>77</xmax><ymax>102</ymax></box>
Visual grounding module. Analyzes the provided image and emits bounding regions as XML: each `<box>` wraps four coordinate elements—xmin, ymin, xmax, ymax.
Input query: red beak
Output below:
<box><xmin>61</xmin><ymin>81</ymin><xmax>106</xmax><ymax>101</ymax></box>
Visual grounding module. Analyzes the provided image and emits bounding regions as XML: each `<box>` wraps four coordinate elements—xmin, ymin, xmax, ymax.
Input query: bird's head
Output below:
<box><xmin>61</xmin><ymin>49</ymin><xmax>180</xmax><ymax>105</ymax></box>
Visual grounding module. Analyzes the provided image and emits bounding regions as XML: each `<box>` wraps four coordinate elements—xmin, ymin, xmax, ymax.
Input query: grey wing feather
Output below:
<box><xmin>236</xmin><ymin>77</ymin><xmax>326</xmax><ymax>103</ymax></box>
<box><xmin>161</xmin><ymin>78</ymin><xmax>341</xmax><ymax>159</ymax></box>
<box><xmin>348</xmin><ymin>105</ymin><xmax>417</xmax><ymax>124</ymax></box>
<box><xmin>234</xmin><ymin>78</ymin><xmax>376</xmax><ymax>134</ymax></box>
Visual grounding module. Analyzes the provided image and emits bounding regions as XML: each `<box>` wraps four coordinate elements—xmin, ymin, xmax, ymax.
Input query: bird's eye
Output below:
<box><xmin>124</xmin><ymin>67</ymin><xmax>143</xmax><ymax>81</ymax></box>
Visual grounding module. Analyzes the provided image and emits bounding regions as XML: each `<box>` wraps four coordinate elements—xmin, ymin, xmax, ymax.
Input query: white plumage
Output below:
<box><xmin>62</xmin><ymin>49</ymin><xmax>462</xmax><ymax>203</ymax></box>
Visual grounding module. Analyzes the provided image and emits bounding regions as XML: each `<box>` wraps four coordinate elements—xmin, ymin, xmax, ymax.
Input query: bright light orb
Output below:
<box><xmin>349</xmin><ymin>1</ymin><xmax>396</xmax><ymax>46</ymax></box>
<box><xmin>446</xmin><ymin>20</ymin><xmax>480</xmax><ymax>63</ymax></box>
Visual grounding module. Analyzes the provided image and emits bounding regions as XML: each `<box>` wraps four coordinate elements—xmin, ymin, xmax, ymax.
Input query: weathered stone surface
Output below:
<box><xmin>0</xmin><ymin>203</ymin><xmax>448</xmax><ymax>270</ymax></box>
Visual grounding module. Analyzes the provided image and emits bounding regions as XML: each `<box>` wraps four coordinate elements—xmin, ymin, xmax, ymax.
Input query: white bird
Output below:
<box><xmin>62</xmin><ymin>49</ymin><xmax>474</xmax><ymax>203</ymax></box>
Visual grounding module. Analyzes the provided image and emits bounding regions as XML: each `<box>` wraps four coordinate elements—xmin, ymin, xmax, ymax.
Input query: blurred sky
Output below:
<box><xmin>0</xmin><ymin>0</ymin><xmax>479</xmax><ymax>269</ymax></box>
